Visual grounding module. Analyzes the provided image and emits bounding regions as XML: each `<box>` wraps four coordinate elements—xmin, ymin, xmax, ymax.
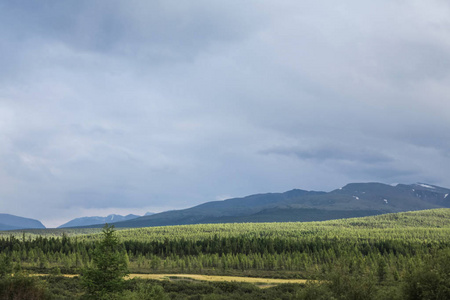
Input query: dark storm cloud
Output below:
<box><xmin>1</xmin><ymin>0</ymin><xmax>450</xmax><ymax>227</ymax></box>
<box><xmin>0</xmin><ymin>0</ymin><xmax>260</xmax><ymax>61</ymax></box>
<box><xmin>261</xmin><ymin>145</ymin><xmax>394</xmax><ymax>164</ymax></box>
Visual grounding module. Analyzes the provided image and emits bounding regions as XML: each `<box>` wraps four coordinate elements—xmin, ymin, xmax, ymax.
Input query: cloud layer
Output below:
<box><xmin>1</xmin><ymin>1</ymin><xmax>450</xmax><ymax>227</ymax></box>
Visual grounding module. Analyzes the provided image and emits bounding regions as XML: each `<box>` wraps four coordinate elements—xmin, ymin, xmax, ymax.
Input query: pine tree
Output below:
<box><xmin>81</xmin><ymin>224</ymin><xmax>129</xmax><ymax>298</ymax></box>
<box><xmin>0</xmin><ymin>255</ymin><xmax>12</xmax><ymax>278</ymax></box>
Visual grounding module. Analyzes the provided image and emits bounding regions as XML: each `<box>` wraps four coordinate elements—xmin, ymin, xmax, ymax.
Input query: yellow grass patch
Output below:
<box><xmin>127</xmin><ymin>274</ymin><xmax>308</xmax><ymax>285</ymax></box>
<box><xmin>35</xmin><ymin>273</ymin><xmax>309</xmax><ymax>287</ymax></box>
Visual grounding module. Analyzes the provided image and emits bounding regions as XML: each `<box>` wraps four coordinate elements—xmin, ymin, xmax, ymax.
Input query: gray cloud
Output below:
<box><xmin>261</xmin><ymin>145</ymin><xmax>394</xmax><ymax>164</ymax></box>
<box><xmin>1</xmin><ymin>1</ymin><xmax>450</xmax><ymax>227</ymax></box>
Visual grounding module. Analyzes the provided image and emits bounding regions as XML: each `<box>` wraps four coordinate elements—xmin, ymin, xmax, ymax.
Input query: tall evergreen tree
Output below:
<box><xmin>81</xmin><ymin>224</ymin><xmax>129</xmax><ymax>298</ymax></box>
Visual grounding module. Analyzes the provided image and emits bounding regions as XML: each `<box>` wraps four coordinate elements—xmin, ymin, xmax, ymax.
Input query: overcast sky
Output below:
<box><xmin>1</xmin><ymin>1</ymin><xmax>450</xmax><ymax>227</ymax></box>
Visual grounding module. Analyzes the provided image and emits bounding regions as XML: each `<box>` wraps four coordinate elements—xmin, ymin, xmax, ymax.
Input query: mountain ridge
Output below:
<box><xmin>3</xmin><ymin>182</ymin><xmax>449</xmax><ymax>230</ymax></box>
<box><xmin>58</xmin><ymin>214</ymin><xmax>142</xmax><ymax>228</ymax></box>
<box><xmin>0</xmin><ymin>213</ymin><xmax>46</xmax><ymax>231</ymax></box>
<box><xmin>82</xmin><ymin>182</ymin><xmax>450</xmax><ymax>229</ymax></box>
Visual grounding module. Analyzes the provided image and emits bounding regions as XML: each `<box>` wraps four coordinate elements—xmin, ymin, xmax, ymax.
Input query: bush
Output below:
<box><xmin>0</xmin><ymin>273</ymin><xmax>49</xmax><ymax>300</ymax></box>
<box><xmin>124</xmin><ymin>282</ymin><xmax>169</xmax><ymax>300</ymax></box>
<box><xmin>295</xmin><ymin>281</ymin><xmax>335</xmax><ymax>300</ymax></box>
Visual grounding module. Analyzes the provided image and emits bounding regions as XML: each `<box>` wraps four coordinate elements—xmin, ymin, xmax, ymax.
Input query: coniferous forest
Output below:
<box><xmin>0</xmin><ymin>209</ymin><xmax>449</xmax><ymax>299</ymax></box>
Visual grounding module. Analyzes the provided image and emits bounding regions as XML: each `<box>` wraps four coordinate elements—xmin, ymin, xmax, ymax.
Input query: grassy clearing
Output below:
<box><xmin>127</xmin><ymin>273</ymin><xmax>309</xmax><ymax>285</ymax></box>
<box><xmin>35</xmin><ymin>273</ymin><xmax>309</xmax><ymax>287</ymax></box>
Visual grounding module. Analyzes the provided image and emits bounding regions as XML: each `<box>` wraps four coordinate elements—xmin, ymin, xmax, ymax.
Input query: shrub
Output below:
<box><xmin>0</xmin><ymin>273</ymin><xmax>49</xmax><ymax>300</ymax></box>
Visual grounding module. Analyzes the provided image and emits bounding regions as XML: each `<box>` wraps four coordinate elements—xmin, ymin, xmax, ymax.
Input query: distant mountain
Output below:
<box><xmin>83</xmin><ymin>182</ymin><xmax>450</xmax><ymax>229</ymax></box>
<box><xmin>0</xmin><ymin>214</ymin><xmax>46</xmax><ymax>231</ymax></box>
<box><xmin>58</xmin><ymin>214</ymin><xmax>140</xmax><ymax>228</ymax></box>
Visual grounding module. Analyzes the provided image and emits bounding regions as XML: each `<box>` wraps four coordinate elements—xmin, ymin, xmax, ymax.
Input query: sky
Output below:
<box><xmin>1</xmin><ymin>1</ymin><xmax>450</xmax><ymax>228</ymax></box>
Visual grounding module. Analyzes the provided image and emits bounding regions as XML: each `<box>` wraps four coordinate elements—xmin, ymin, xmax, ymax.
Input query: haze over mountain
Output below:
<box><xmin>78</xmin><ymin>182</ymin><xmax>450</xmax><ymax>228</ymax></box>
<box><xmin>58</xmin><ymin>214</ymin><xmax>141</xmax><ymax>228</ymax></box>
<box><xmin>0</xmin><ymin>214</ymin><xmax>46</xmax><ymax>231</ymax></box>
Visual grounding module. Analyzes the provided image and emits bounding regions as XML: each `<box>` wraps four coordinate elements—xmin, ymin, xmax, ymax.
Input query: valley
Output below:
<box><xmin>1</xmin><ymin>208</ymin><xmax>449</xmax><ymax>299</ymax></box>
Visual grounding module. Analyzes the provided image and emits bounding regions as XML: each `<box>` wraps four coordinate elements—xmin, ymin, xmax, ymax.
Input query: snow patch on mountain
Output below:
<box><xmin>417</xmin><ymin>183</ymin><xmax>435</xmax><ymax>189</ymax></box>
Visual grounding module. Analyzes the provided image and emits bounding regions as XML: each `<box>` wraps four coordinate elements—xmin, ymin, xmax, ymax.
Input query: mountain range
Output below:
<box><xmin>58</xmin><ymin>214</ymin><xmax>142</xmax><ymax>228</ymax></box>
<box><xmin>86</xmin><ymin>182</ymin><xmax>450</xmax><ymax>228</ymax></box>
<box><xmin>1</xmin><ymin>182</ymin><xmax>449</xmax><ymax>230</ymax></box>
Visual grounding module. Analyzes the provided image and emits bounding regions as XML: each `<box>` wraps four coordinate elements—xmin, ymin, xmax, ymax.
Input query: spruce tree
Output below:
<box><xmin>81</xmin><ymin>224</ymin><xmax>129</xmax><ymax>298</ymax></box>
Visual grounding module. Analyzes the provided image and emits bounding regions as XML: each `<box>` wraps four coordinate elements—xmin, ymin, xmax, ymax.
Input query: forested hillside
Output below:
<box><xmin>89</xmin><ymin>182</ymin><xmax>450</xmax><ymax>228</ymax></box>
<box><xmin>1</xmin><ymin>209</ymin><xmax>449</xmax><ymax>299</ymax></box>
<box><xmin>1</xmin><ymin>209</ymin><xmax>449</xmax><ymax>276</ymax></box>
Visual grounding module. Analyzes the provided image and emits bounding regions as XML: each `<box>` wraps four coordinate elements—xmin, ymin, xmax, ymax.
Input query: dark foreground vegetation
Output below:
<box><xmin>1</xmin><ymin>209</ymin><xmax>450</xmax><ymax>299</ymax></box>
